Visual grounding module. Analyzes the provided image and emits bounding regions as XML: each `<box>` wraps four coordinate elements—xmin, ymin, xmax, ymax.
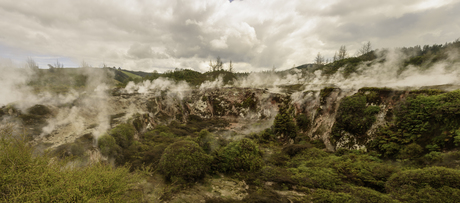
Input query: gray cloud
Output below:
<box><xmin>0</xmin><ymin>0</ymin><xmax>459</xmax><ymax>72</ymax></box>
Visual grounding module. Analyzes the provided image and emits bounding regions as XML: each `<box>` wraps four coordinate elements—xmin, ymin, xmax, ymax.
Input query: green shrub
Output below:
<box><xmin>216</xmin><ymin>138</ymin><xmax>263</xmax><ymax>173</ymax></box>
<box><xmin>142</xmin><ymin>143</ymin><xmax>168</xmax><ymax>166</ymax></box>
<box><xmin>331</xmin><ymin>154</ymin><xmax>398</xmax><ymax>192</ymax></box>
<box><xmin>310</xmin><ymin>139</ymin><xmax>326</xmax><ymax>149</ymax></box>
<box><xmin>109</xmin><ymin>123</ymin><xmax>136</xmax><ymax>148</ymax></box>
<box><xmin>289</xmin><ymin>166</ymin><xmax>342</xmax><ymax>190</ymax></box>
<box><xmin>372</xmin><ymin>90</ymin><xmax>460</xmax><ymax>158</ymax></box>
<box><xmin>196</xmin><ymin>129</ymin><xmax>215</xmax><ymax>154</ymax></box>
<box><xmin>0</xmin><ymin>127</ymin><xmax>144</xmax><ymax>202</ymax></box>
<box><xmin>259</xmin><ymin>166</ymin><xmax>296</xmax><ymax>187</ymax></box>
<box><xmin>331</xmin><ymin>94</ymin><xmax>380</xmax><ymax>147</ymax></box>
<box><xmin>53</xmin><ymin>142</ymin><xmax>86</xmax><ymax>159</ymax></box>
<box><xmin>98</xmin><ymin>133</ymin><xmax>122</xmax><ymax>158</ymax></box>
<box><xmin>398</xmin><ymin>143</ymin><xmax>423</xmax><ymax>159</ymax></box>
<box><xmin>429</xmin><ymin>151</ymin><xmax>460</xmax><ymax>168</ymax></box>
<box><xmin>259</xmin><ymin>128</ymin><xmax>275</xmax><ymax>142</ymax></box>
<box><xmin>159</xmin><ymin>140</ymin><xmax>212</xmax><ymax>181</ymax></box>
<box><xmin>392</xmin><ymin>185</ymin><xmax>460</xmax><ymax>203</ymax></box>
<box><xmin>309</xmin><ymin>189</ymin><xmax>356</xmax><ymax>203</ymax></box>
<box><xmin>273</xmin><ymin>105</ymin><xmax>297</xmax><ymax>139</ymax></box>
<box><xmin>267</xmin><ymin>152</ymin><xmax>290</xmax><ymax>166</ymax></box>
<box><xmin>295</xmin><ymin>113</ymin><xmax>310</xmax><ymax>132</ymax></box>
<box><xmin>340</xmin><ymin>185</ymin><xmax>398</xmax><ymax>203</ymax></box>
<box><xmin>386</xmin><ymin>166</ymin><xmax>460</xmax><ymax>193</ymax></box>
<box><xmin>282</xmin><ymin>144</ymin><xmax>311</xmax><ymax>157</ymax></box>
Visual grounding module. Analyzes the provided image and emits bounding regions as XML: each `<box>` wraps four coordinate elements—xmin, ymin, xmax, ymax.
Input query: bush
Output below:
<box><xmin>295</xmin><ymin>114</ymin><xmax>310</xmax><ymax>132</ymax></box>
<box><xmin>331</xmin><ymin>154</ymin><xmax>398</xmax><ymax>192</ymax></box>
<box><xmin>372</xmin><ymin>90</ymin><xmax>460</xmax><ymax>158</ymax></box>
<box><xmin>98</xmin><ymin>134</ymin><xmax>122</xmax><ymax>158</ymax></box>
<box><xmin>216</xmin><ymin>138</ymin><xmax>263</xmax><ymax>173</ymax></box>
<box><xmin>282</xmin><ymin>144</ymin><xmax>311</xmax><ymax>157</ymax></box>
<box><xmin>273</xmin><ymin>105</ymin><xmax>297</xmax><ymax>139</ymax></box>
<box><xmin>331</xmin><ymin>94</ymin><xmax>380</xmax><ymax>147</ymax></box>
<box><xmin>340</xmin><ymin>185</ymin><xmax>398</xmax><ymax>203</ymax></box>
<box><xmin>109</xmin><ymin>123</ymin><xmax>136</xmax><ymax>148</ymax></box>
<box><xmin>196</xmin><ymin>129</ymin><xmax>217</xmax><ymax>154</ymax></box>
<box><xmin>0</xmin><ymin>126</ymin><xmax>144</xmax><ymax>202</ymax></box>
<box><xmin>392</xmin><ymin>185</ymin><xmax>460</xmax><ymax>203</ymax></box>
<box><xmin>259</xmin><ymin>166</ymin><xmax>296</xmax><ymax>187</ymax></box>
<box><xmin>398</xmin><ymin>143</ymin><xmax>423</xmax><ymax>159</ymax></box>
<box><xmin>386</xmin><ymin>166</ymin><xmax>460</xmax><ymax>193</ymax></box>
<box><xmin>309</xmin><ymin>189</ymin><xmax>356</xmax><ymax>203</ymax></box>
<box><xmin>142</xmin><ymin>143</ymin><xmax>168</xmax><ymax>166</ymax></box>
<box><xmin>289</xmin><ymin>166</ymin><xmax>342</xmax><ymax>190</ymax></box>
<box><xmin>259</xmin><ymin>128</ymin><xmax>275</xmax><ymax>142</ymax></box>
<box><xmin>159</xmin><ymin>140</ymin><xmax>212</xmax><ymax>181</ymax></box>
<box><xmin>267</xmin><ymin>152</ymin><xmax>290</xmax><ymax>166</ymax></box>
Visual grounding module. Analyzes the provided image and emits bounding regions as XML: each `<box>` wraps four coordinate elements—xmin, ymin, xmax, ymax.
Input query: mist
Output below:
<box><xmin>1</xmin><ymin>43</ymin><xmax>460</xmax><ymax>162</ymax></box>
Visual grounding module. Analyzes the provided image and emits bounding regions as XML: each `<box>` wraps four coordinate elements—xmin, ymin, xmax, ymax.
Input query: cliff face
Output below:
<box><xmin>2</xmin><ymin>84</ymin><xmax>460</xmax><ymax>158</ymax></box>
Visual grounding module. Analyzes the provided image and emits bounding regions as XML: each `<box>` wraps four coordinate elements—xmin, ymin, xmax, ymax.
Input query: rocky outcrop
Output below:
<box><xmin>2</xmin><ymin>85</ymin><xmax>459</xmax><ymax>155</ymax></box>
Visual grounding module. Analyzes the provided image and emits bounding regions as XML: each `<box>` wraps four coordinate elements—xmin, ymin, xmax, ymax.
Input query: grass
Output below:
<box><xmin>121</xmin><ymin>70</ymin><xmax>142</xmax><ymax>79</ymax></box>
<box><xmin>0</xmin><ymin>125</ymin><xmax>148</xmax><ymax>202</ymax></box>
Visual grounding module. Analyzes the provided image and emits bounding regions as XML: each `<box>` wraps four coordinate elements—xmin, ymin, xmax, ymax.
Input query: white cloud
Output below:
<box><xmin>0</xmin><ymin>0</ymin><xmax>459</xmax><ymax>72</ymax></box>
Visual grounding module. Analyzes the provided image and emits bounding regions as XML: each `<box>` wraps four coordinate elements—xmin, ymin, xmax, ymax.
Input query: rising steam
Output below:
<box><xmin>1</xmin><ymin>46</ymin><xmax>460</xmax><ymax>152</ymax></box>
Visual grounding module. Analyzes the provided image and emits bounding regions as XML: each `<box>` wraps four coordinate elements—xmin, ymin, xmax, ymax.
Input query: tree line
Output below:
<box><xmin>315</xmin><ymin>41</ymin><xmax>373</xmax><ymax>65</ymax></box>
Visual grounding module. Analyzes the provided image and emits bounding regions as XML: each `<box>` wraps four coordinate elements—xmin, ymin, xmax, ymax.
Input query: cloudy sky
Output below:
<box><xmin>1</xmin><ymin>0</ymin><xmax>459</xmax><ymax>72</ymax></box>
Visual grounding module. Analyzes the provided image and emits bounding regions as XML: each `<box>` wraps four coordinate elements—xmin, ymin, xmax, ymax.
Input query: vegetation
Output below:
<box><xmin>386</xmin><ymin>167</ymin><xmax>460</xmax><ymax>202</ymax></box>
<box><xmin>273</xmin><ymin>104</ymin><xmax>297</xmax><ymax>139</ymax></box>
<box><xmin>331</xmin><ymin>93</ymin><xmax>380</xmax><ymax>148</ymax></box>
<box><xmin>7</xmin><ymin>39</ymin><xmax>460</xmax><ymax>202</ymax></box>
<box><xmin>215</xmin><ymin>138</ymin><xmax>263</xmax><ymax>173</ymax></box>
<box><xmin>0</xmin><ymin>126</ymin><xmax>146</xmax><ymax>202</ymax></box>
<box><xmin>159</xmin><ymin>140</ymin><xmax>212</xmax><ymax>181</ymax></box>
<box><xmin>371</xmin><ymin>90</ymin><xmax>460</xmax><ymax>159</ymax></box>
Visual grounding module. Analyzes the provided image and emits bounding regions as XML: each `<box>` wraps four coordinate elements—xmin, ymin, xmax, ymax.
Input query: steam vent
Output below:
<box><xmin>2</xmin><ymin>2</ymin><xmax>460</xmax><ymax>201</ymax></box>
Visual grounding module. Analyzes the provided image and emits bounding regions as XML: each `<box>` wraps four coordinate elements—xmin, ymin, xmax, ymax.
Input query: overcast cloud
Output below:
<box><xmin>0</xmin><ymin>0</ymin><xmax>459</xmax><ymax>72</ymax></box>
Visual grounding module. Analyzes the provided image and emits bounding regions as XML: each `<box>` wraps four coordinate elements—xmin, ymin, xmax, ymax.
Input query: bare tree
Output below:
<box><xmin>54</xmin><ymin>60</ymin><xmax>64</xmax><ymax>68</ymax></box>
<box><xmin>81</xmin><ymin>60</ymin><xmax>91</xmax><ymax>68</ymax></box>
<box><xmin>338</xmin><ymin>45</ymin><xmax>348</xmax><ymax>60</ymax></box>
<box><xmin>315</xmin><ymin>52</ymin><xmax>325</xmax><ymax>65</ymax></box>
<box><xmin>209</xmin><ymin>56</ymin><xmax>223</xmax><ymax>72</ymax></box>
<box><xmin>333</xmin><ymin>52</ymin><xmax>338</xmax><ymax>62</ymax></box>
<box><xmin>358</xmin><ymin>41</ymin><xmax>372</xmax><ymax>55</ymax></box>
<box><xmin>228</xmin><ymin>60</ymin><xmax>233</xmax><ymax>72</ymax></box>
<box><xmin>209</xmin><ymin>60</ymin><xmax>216</xmax><ymax>72</ymax></box>
<box><xmin>26</xmin><ymin>57</ymin><xmax>39</xmax><ymax>69</ymax></box>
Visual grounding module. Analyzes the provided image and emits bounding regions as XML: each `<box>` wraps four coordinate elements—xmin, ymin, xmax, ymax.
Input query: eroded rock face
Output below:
<box><xmin>2</xmin><ymin>85</ymin><xmax>456</xmax><ymax>155</ymax></box>
<box><xmin>0</xmin><ymin>87</ymin><xmax>288</xmax><ymax>153</ymax></box>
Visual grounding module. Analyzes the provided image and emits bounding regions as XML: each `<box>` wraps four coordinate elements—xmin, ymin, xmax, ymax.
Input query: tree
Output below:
<box><xmin>338</xmin><ymin>45</ymin><xmax>348</xmax><ymax>60</ymax></box>
<box><xmin>159</xmin><ymin>141</ymin><xmax>212</xmax><ymax>181</ymax></box>
<box><xmin>54</xmin><ymin>60</ymin><xmax>64</xmax><ymax>68</ymax></box>
<box><xmin>26</xmin><ymin>57</ymin><xmax>39</xmax><ymax>69</ymax></box>
<box><xmin>81</xmin><ymin>60</ymin><xmax>91</xmax><ymax>68</ymax></box>
<box><xmin>228</xmin><ymin>60</ymin><xmax>234</xmax><ymax>72</ymax></box>
<box><xmin>358</xmin><ymin>41</ymin><xmax>372</xmax><ymax>56</ymax></box>
<box><xmin>209</xmin><ymin>56</ymin><xmax>223</xmax><ymax>72</ymax></box>
<box><xmin>333</xmin><ymin>52</ymin><xmax>338</xmax><ymax>62</ymax></box>
<box><xmin>315</xmin><ymin>52</ymin><xmax>325</xmax><ymax>65</ymax></box>
<box><xmin>273</xmin><ymin>104</ymin><xmax>297</xmax><ymax>139</ymax></box>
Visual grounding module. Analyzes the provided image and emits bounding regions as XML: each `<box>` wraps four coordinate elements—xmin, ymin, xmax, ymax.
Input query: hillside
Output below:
<box><xmin>2</xmin><ymin>40</ymin><xmax>460</xmax><ymax>202</ymax></box>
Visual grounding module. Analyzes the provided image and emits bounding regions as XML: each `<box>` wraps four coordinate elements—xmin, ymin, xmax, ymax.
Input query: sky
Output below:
<box><xmin>0</xmin><ymin>0</ymin><xmax>459</xmax><ymax>73</ymax></box>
